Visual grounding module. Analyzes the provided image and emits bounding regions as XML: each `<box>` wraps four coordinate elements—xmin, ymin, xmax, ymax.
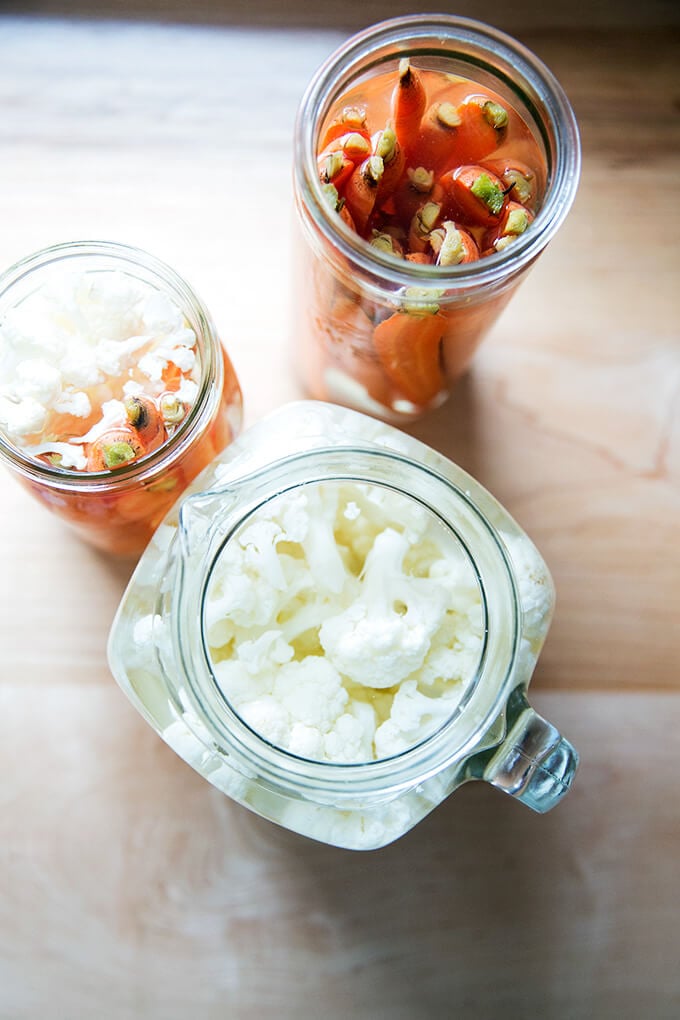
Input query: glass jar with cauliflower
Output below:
<box><xmin>108</xmin><ymin>401</ymin><xmax>579</xmax><ymax>849</ymax></box>
<box><xmin>0</xmin><ymin>241</ymin><xmax>242</xmax><ymax>555</ymax></box>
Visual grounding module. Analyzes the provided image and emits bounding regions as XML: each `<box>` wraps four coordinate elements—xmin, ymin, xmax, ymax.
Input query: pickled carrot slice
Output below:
<box><xmin>391</xmin><ymin>60</ymin><xmax>427</xmax><ymax>151</ymax></box>
<box><xmin>86</xmin><ymin>428</ymin><xmax>146</xmax><ymax>472</ymax></box>
<box><xmin>440</xmin><ymin>96</ymin><xmax>507</xmax><ymax>167</ymax></box>
<box><xmin>371</xmin><ymin>126</ymin><xmax>406</xmax><ymax>203</ymax></box>
<box><xmin>373</xmin><ymin>311</ymin><xmax>446</xmax><ymax>404</ymax></box>
<box><xmin>440</xmin><ymin>164</ymin><xmax>508</xmax><ymax>227</ymax></box>
<box><xmin>319</xmin><ymin>130</ymin><xmax>372</xmax><ymax>161</ymax></box>
<box><xmin>429</xmin><ymin>221</ymin><xmax>480</xmax><ymax>265</ymax></box>
<box><xmin>405</xmin><ymin>251</ymin><xmax>433</xmax><ymax>265</ymax></box>
<box><xmin>482</xmin><ymin>157</ymin><xmax>537</xmax><ymax>208</ymax></box>
<box><xmin>161</xmin><ymin>361</ymin><xmax>183</xmax><ymax>391</ymax></box>
<box><xmin>391</xmin><ymin>172</ymin><xmax>442</xmax><ymax>228</ymax></box>
<box><xmin>481</xmin><ymin>201</ymin><xmax>535</xmax><ymax>254</ymax></box>
<box><xmin>124</xmin><ymin>394</ymin><xmax>167</xmax><ymax>451</ymax></box>
<box><xmin>344</xmin><ymin>157</ymin><xmax>384</xmax><ymax>232</ymax></box>
<box><xmin>320</xmin><ymin>108</ymin><xmax>368</xmax><ymax>150</ymax></box>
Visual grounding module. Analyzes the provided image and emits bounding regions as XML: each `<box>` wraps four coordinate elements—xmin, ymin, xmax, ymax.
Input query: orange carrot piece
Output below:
<box><xmin>124</xmin><ymin>394</ymin><xmax>167</xmax><ymax>451</ymax></box>
<box><xmin>481</xmin><ymin>157</ymin><xmax>537</xmax><ymax>208</ymax></box>
<box><xmin>161</xmin><ymin>361</ymin><xmax>183</xmax><ymax>391</ymax></box>
<box><xmin>391</xmin><ymin>59</ymin><xmax>427</xmax><ymax>153</ymax></box>
<box><xmin>410</xmin><ymin>100</ymin><xmax>464</xmax><ymax>175</ymax></box>
<box><xmin>405</xmin><ymin>251</ymin><xmax>433</xmax><ymax>264</ymax></box>
<box><xmin>440</xmin><ymin>95</ymin><xmax>507</xmax><ymax>167</ymax></box>
<box><xmin>319</xmin><ymin>130</ymin><xmax>371</xmax><ymax>162</ymax></box>
<box><xmin>373</xmin><ymin>310</ymin><xmax>446</xmax><ymax>404</ymax></box>
<box><xmin>392</xmin><ymin>168</ymin><xmax>441</xmax><ymax>226</ymax></box>
<box><xmin>86</xmin><ymin>428</ymin><xmax>146</xmax><ymax>472</ymax></box>
<box><xmin>429</xmin><ymin>221</ymin><xmax>480</xmax><ymax>265</ymax></box>
<box><xmin>320</xmin><ymin>107</ymin><xmax>368</xmax><ymax>150</ymax></box>
<box><xmin>440</xmin><ymin>164</ymin><xmax>507</xmax><ymax>227</ymax></box>
<box><xmin>371</xmin><ymin>125</ymin><xmax>406</xmax><ymax>203</ymax></box>
<box><xmin>407</xmin><ymin>199</ymin><xmax>442</xmax><ymax>253</ymax></box>
<box><xmin>338</xmin><ymin>202</ymin><xmax>357</xmax><ymax>232</ymax></box>
<box><xmin>343</xmin><ymin>156</ymin><xmax>384</xmax><ymax>233</ymax></box>
<box><xmin>318</xmin><ymin>151</ymin><xmax>356</xmax><ymax>193</ymax></box>
<box><xmin>481</xmin><ymin>201</ymin><xmax>534</xmax><ymax>254</ymax></box>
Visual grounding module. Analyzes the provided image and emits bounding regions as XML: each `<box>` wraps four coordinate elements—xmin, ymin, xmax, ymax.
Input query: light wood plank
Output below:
<box><xmin>0</xmin><ymin>687</ymin><xmax>678</xmax><ymax>1019</ymax></box>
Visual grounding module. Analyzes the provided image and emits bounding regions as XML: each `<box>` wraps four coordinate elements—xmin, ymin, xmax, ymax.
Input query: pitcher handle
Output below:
<box><xmin>483</xmin><ymin>700</ymin><xmax>579</xmax><ymax>812</ymax></box>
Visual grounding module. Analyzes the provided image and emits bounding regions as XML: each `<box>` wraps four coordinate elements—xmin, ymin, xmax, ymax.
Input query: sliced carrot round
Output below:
<box><xmin>439</xmin><ymin>95</ymin><xmax>507</xmax><ymax>168</ymax></box>
<box><xmin>440</xmin><ymin>164</ymin><xmax>508</xmax><ymax>227</ymax></box>
<box><xmin>86</xmin><ymin>428</ymin><xmax>146</xmax><ymax>472</ymax></box>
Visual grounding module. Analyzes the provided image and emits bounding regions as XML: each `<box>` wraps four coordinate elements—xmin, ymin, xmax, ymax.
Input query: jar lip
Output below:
<box><xmin>295</xmin><ymin>13</ymin><xmax>581</xmax><ymax>289</ymax></box>
<box><xmin>179</xmin><ymin>445</ymin><xmax>521</xmax><ymax>795</ymax></box>
<box><xmin>0</xmin><ymin>239</ymin><xmax>221</xmax><ymax>487</ymax></box>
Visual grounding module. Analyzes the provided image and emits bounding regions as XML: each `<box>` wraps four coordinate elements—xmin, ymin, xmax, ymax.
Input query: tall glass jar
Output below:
<box><xmin>108</xmin><ymin>402</ymin><xmax>578</xmax><ymax>850</ymax></box>
<box><xmin>0</xmin><ymin>241</ymin><xmax>243</xmax><ymax>556</ymax></box>
<box><xmin>292</xmin><ymin>15</ymin><xmax>580</xmax><ymax>421</ymax></box>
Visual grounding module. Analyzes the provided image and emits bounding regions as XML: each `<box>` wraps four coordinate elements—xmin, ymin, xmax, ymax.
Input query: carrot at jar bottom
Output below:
<box><xmin>300</xmin><ymin>283</ymin><xmax>519</xmax><ymax>417</ymax></box>
<box><xmin>372</xmin><ymin>311</ymin><xmax>447</xmax><ymax>405</ymax></box>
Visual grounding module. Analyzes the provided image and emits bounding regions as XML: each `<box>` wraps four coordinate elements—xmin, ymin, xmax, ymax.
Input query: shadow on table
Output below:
<box><xmin>228</xmin><ymin>775</ymin><xmax>588</xmax><ymax>1016</ymax></box>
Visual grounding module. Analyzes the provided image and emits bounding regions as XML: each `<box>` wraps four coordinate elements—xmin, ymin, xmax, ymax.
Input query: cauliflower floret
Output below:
<box><xmin>53</xmin><ymin>389</ymin><xmax>91</xmax><ymax>418</ymax></box>
<box><xmin>299</xmin><ymin>485</ymin><xmax>348</xmax><ymax>594</ymax></box>
<box><xmin>212</xmin><ymin>659</ymin><xmax>272</xmax><ymax>708</ymax></box>
<box><xmin>0</xmin><ymin>395</ymin><xmax>47</xmax><ymax>438</ymax></box>
<box><xmin>429</xmin><ymin>555</ymin><xmax>482</xmax><ymax>615</ymax></box>
<box><xmin>211</xmin><ymin>631</ymin><xmax>294</xmax><ymax>705</ymax></box>
<box><xmin>236</xmin><ymin>631</ymin><xmax>293</xmax><ymax>674</ymax></box>
<box><xmin>225</xmin><ymin>657</ymin><xmax>351</xmax><ymax>759</ymax></box>
<box><xmin>319</xmin><ymin>527</ymin><xmax>450</xmax><ymax>688</ymax></box>
<box><xmin>24</xmin><ymin>440</ymin><xmax>87</xmax><ymax>470</ymax></box>
<box><xmin>324</xmin><ymin>701</ymin><xmax>376</xmax><ymax>762</ymax></box>
<box><xmin>141</xmin><ymin>290</ymin><xmax>186</xmax><ymax>334</ymax></box>
<box><xmin>255</xmin><ymin>489</ymin><xmax>310</xmax><ymax>544</ymax></box>
<box><xmin>272</xmin><ymin>658</ymin><xmax>348</xmax><ymax>732</ymax></box>
<box><xmin>13</xmin><ymin>358</ymin><xmax>62</xmax><ymax>404</ymax></box>
<box><xmin>374</xmin><ymin>680</ymin><xmax>462</xmax><ymax>758</ymax></box>
<box><xmin>239</xmin><ymin>520</ymin><xmax>288</xmax><ymax>590</ymax></box>
<box><xmin>205</xmin><ymin>520</ymin><xmax>293</xmax><ymax>638</ymax></box>
<box><xmin>238</xmin><ymin>696</ymin><xmax>290</xmax><ymax>746</ymax></box>
<box><xmin>288</xmin><ymin>723</ymin><xmax>325</xmax><ymax>760</ymax></box>
<box><xmin>418</xmin><ymin>633</ymin><xmax>483</xmax><ymax>686</ymax></box>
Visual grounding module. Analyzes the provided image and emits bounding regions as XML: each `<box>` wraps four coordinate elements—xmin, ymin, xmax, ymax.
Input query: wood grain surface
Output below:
<box><xmin>0</xmin><ymin>6</ymin><xmax>679</xmax><ymax>1018</ymax></box>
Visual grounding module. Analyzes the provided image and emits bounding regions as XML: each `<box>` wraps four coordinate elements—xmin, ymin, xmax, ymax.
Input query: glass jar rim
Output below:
<box><xmin>0</xmin><ymin>239</ymin><xmax>221</xmax><ymax>489</ymax></box>
<box><xmin>176</xmin><ymin>445</ymin><xmax>522</xmax><ymax>797</ymax></box>
<box><xmin>294</xmin><ymin>13</ymin><xmax>581</xmax><ymax>291</ymax></box>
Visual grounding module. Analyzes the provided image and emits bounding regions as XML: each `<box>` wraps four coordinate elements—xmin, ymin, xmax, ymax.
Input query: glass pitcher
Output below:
<box><xmin>108</xmin><ymin>401</ymin><xmax>578</xmax><ymax>850</ymax></box>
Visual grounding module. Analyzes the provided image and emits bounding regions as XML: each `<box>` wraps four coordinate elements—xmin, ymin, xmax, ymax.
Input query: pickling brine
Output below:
<box><xmin>293</xmin><ymin>15</ymin><xmax>580</xmax><ymax>421</ymax></box>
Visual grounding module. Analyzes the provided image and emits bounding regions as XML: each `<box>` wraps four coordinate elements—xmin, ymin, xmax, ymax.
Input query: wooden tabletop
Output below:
<box><xmin>1</xmin><ymin>4</ymin><xmax>679</xmax><ymax>1017</ymax></box>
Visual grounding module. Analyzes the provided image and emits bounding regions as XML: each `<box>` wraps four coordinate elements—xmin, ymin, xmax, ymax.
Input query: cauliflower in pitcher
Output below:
<box><xmin>205</xmin><ymin>480</ymin><xmax>484</xmax><ymax>763</ymax></box>
<box><xmin>319</xmin><ymin>528</ymin><xmax>450</xmax><ymax>688</ymax></box>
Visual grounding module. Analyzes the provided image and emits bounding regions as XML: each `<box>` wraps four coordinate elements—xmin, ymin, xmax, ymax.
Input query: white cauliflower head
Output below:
<box><xmin>319</xmin><ymin>527</ymin><xmax>450</xmax><ymax>688</ymax></box>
